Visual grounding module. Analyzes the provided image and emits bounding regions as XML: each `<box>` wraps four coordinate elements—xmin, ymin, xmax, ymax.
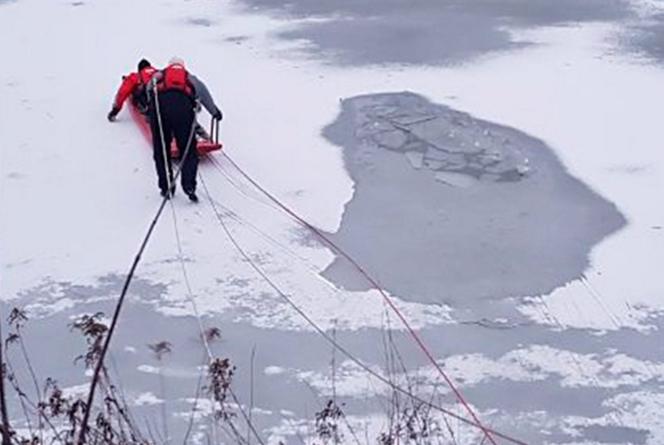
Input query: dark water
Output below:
<box><xmin>625</xmin><ymin>12</ymin><xmax>664</xmax><ymax>64</ymax></box>
<box><xmin>237</xmin><ymin>0</ymin><xmax>630</xmax><ymax>65</ymax></box>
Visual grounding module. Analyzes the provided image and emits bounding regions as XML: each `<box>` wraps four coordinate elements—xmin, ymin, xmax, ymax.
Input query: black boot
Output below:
<box><xmin>160</xmin><ymin>184</ymin><xmax>176</xmax><ymax>199</ymax></box>
<box><xmin>185</xmin><ymin>189</ymin><xmax>198</xmax><ymax>203</ymax></box>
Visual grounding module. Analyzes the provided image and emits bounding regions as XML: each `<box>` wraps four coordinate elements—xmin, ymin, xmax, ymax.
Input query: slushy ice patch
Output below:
<box><xmin>322</xmin><ymin>92</ymin><xmax>626</xmax><ymax>307</ymax></box>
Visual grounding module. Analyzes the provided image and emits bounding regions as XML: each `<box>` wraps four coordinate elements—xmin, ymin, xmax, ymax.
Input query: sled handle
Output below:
<box><xmin>210</xmin><ymin>116</ymin><xmax>220</xmax><ymax>145</ymax></box>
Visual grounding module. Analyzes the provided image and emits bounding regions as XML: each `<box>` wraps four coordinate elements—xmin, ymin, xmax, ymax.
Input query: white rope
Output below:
<box><xmin>152</xmin><ymin>96</ymin><xmax>265</xmax><ymax>445</ymax></box>
<box><xmin>166</xmin><ymin>196</ymin><xmax>265</xmax><ymax>445</ymax></box>
<box><xmin>153</xmin><ymin>87</ymin><xmax>173</xmax><ymax>196</ymax></box>
<box><xmin>151</xmin><ymin>83</ymin><xmax>211</xmax><ymax>354</ymax></box>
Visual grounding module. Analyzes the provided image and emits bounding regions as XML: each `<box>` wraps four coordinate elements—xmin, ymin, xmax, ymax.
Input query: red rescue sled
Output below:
<box><xmin>129</xmin><ymin>101</ymin><xmax>222</xmax><ymax>157</ymax></box>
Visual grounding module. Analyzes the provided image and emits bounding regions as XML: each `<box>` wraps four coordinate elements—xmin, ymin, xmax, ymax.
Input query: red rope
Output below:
<box><xmin>217</xmin><ymin>154</ymin><xmax>502</xmax><ymax>445</ymax></box>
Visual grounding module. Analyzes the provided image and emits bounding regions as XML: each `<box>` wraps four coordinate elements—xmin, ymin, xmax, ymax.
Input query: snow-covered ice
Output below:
<box><xmin>2</xmin><ymin>0</ymin><xmax>664</xmax><ymax>443</ymax></box>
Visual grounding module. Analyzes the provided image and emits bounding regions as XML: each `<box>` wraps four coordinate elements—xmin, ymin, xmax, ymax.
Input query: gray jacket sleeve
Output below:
<box><xmin>190</xmin><ymin>74</ymin><xmax>221</xmax><ymax>117</ymax></box>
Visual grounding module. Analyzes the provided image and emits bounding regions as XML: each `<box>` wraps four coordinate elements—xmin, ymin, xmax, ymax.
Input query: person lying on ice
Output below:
<box><xmin>149</xmin><ymin>56</ymin><xmax>223</xmax><ymax>202</ymax></box>
<box><xmin>107</xmin><ymin>58</ymin><xmax>157</xmax><ymax>120</ymax></box>
<box><xmin>107</xmin><ymin>59</ymin><xmax>217</xmax><ymax>142</ymax></box>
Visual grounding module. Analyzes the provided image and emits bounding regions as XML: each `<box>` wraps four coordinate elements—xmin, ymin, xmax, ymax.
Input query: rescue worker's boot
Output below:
<box><xmin>184</xmin><ymin>189</ymin><xmax>198</xmax><ymax>203</ymax></box>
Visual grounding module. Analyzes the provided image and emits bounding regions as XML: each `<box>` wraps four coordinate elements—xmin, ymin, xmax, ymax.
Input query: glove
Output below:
<box><xmin>107</xmin><ymin>106</ymin><xmax>120</xmax><ymax>122</ymax></box>
<box><xmin>213</xmin><ymin>109</ymin><xmax>223</xmax><ymax>121</ymax></box>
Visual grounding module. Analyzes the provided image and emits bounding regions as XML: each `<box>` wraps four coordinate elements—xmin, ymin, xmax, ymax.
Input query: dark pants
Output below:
<box><xmin>150</xmin><ymin>91</ymin><xmax>198</xmax><ymax>193</ymax></box>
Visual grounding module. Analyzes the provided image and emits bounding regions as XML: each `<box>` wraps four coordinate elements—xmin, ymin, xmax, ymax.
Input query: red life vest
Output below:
<box><xmin>158</xmin><ymin>63</ymin><xmax>194</xmax><ymax>96</ymax></box>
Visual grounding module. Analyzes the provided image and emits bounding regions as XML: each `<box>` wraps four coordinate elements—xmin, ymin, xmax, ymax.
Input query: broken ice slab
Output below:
<box><xmin>424</xmin><ymin>159</ymin><xmax>445</xmax><ymax>169</ymax></box>
<box><xmin>355</xmin><ymin>120</ymin><xmax>394</xmax><ymax>138</ymax></box>
<box><xmin>424</xmin><ymin>148</ymin><xmax>466</xmax><ymax>165</ymax></box>
<box><xmin>516</xmin><ymin>164</ymin><xmax>531</xmax><ymax>175</ymax></box>
<box><xmin>370</xmin><ymin>104</ymin><xmax>400</xmax><ymax>116</ymax></box>
<box><xmin>515</xmin><ymin>157</ymin><xmax>531</xmax><ymax>176</ymax></box>
<box><xmin>476</xmin><ymin>152</ymin><xmax>504</xmax><ymax>167</ymax></box>
<box><xmin>402</xmin><ymin>140</ymin><xmax>425</xmax><ymax>151</ymax></box>
<box><xmin>372</xmin><ymin>129</ymin><xmax>408</xmax><ymax>150</ymax></box>
<box><xmin>389</xmin><ymin>114</ymin><xmax>439</xmax><ymax>126</ymax></box>
<box><xmin>441</xmin><ymin>160</ymin><xmax>468</xmax><ymax>170</ymax></box>
<box><xmin>409</xmin><ymin>117</ymin><xmax>483</xmax><ymax>154</ymax></box>
<box><xmin>435</xmin><ymin>171</ymin><xmax>477</xmax><ymax>188</ymax></box>
<box><xmin>424</xmin><ymin>146</ymin><xmax>451</xmax><ymax>160</ymax></box>
<box><xmin>405</xmin><ymin>151</ymin><xmax>424</xmax><ymax>169</ymax></box>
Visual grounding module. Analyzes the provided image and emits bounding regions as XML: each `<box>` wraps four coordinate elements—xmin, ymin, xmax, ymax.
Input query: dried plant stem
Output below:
<box><xmin>0</xmin><ymin>321</ymin><xmax>13</xmax><ymax>445</ymax></box>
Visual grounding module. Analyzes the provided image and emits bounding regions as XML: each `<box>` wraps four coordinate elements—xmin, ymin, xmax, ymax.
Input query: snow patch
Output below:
<box><xmin>264</xmin><ymin>365</ymin><xmax>286</xmax><ymax>375</ymax></box>
<box><xmin>133</xmin><ymin>391</ymin><xmax>163</xmax><ymax>406</ymax></box>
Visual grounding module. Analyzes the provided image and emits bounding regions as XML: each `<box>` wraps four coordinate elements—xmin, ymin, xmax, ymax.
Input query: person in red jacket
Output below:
<box><xmin>107</xmin><ymin>59</ymin><xmax>157</xmax><ymax>121</ymax></box>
